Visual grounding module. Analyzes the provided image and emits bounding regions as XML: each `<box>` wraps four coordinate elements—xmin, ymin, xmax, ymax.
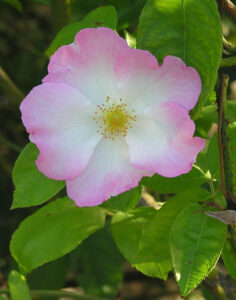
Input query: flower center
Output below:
<box><xmin>93</xmin><ymin>96</ymin><xmax>136</xmax><ymax>140</ymax></box>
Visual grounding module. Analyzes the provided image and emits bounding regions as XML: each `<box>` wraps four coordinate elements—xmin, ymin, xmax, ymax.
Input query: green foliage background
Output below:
<box><xmin>1</xmin><ymin>0</ymin><xmax>236</xmax><ymax>299</ymax></box>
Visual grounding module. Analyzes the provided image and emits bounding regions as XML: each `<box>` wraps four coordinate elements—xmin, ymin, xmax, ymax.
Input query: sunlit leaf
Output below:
<box><xmin>137</xmin><ymin>0</ymin><xmax>222</xmax><ymax>118</ymax></box>
<box><xmin>8</xmin><ymin>271</ymin><xmax>31</xmax><ymax>300</ymax></box>
<box><xmin>101</xmin><ymin>186</ymin><xmax>141</xmax><ymax>212</ymax></box>
<box><xmin>134</xmin><ymin>189</ymin><xmax>210</xmax><ymax>279</ymax></box>
<box><xmin>10</xmin><ymin>197</ymin><xmax>106</xmax><ymax>274</ymax></box>
<box><xmin>170</xmin><ymin>203</ymin><xmax>227</xmax><ymax>296</ymax></box>
<box><xmin>12</xmin><ymin>143</ymin><xmax>64</xmax><ymax>208</ymax></box>
<box><xmin>141</xmin><ymin>167</ymin><xmax>206</xmax><ymax>193</ymax></box>
<box><xmin>111</xmin><ymin>207</ymin><xmax>164</xmax><ymax>278</ymax></box>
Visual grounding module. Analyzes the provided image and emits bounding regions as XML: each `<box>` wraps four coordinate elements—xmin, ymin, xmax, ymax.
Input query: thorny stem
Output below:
<box><xmin>0</xmin><ymin>289</ymin><xmax>110</xmax><ymax>300</ymax></box>
<box><xmin>0</xmin><ymin>66</ymin><xmax>24</xmax><ymax>106</ymax></box>
<box><xmin>217</xmin><ymin>74</ymin><xmax>236</xmax><ymax>208</ymax></box>
<box><xmin>50</xmin><ymin>0</ymin><xmax>71</xmax><ymax>34</ymax></box>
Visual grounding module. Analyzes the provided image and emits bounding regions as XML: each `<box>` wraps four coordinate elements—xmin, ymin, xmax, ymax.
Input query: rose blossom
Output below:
<box><xmin>20</xmin><ymin>27</ymin><xmax>205</xmax><ymax>207</ymax></box>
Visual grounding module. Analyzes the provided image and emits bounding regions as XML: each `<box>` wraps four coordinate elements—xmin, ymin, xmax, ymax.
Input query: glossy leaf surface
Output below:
<box><xmin>170</xmin><ymin>203</ymin><xmax>227</xmax><ymax>296</ymax></box>
<box><xmin>137</xmin><ymin>0</ymin><xmax>222</xmax><ymax>118</ymax></box>
<box><xmin>10</xmin><ymin>197</ymin><xmax>106</xmax><ymax>274</ymax></box>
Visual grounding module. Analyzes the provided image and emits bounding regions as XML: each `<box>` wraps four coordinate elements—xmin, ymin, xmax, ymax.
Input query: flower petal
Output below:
<box><xmin>20</xmin><ymin>82</ymin><xmax>100</xmax><ymax>180</ymax></box>
<box><xmin>125</xmin><ymin>102</ymin><xmax>205</xmax><ymax>177</ymax></box>
<box><xmin>43</xmin><ymin>27</ymin><xmax>131</xmax><ymax>105</ymax></box>
<box><xmin>66</xmin><ymin>138</ymin><xmax>153</xmax><ymax>207</ymax></box>
<box><xmin>114</xmin><ymin>50</ymin><xmax>201</xmax><ymax>111</ymax></box>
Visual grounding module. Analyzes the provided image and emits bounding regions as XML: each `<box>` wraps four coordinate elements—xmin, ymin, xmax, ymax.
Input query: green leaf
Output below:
<box><xmin>194</xmin><ymin>134</ymin><xmax>220</xmax><ymax>181</ymax></box>
<box><xmin>8</xmin><ymin>271</ymin><xmax>31</xmax><ymax>300</ymax></box>
<box><xmin>124</xmin><ymin>30</ymin><xmax>136</xmax><ymax>48</ymax></box>
<box><xmin>12</xmin><ymin>143</ymin><xmax>64</xmax><ymax>209</ymax></box>
<box><xmin>229</xmin><ymin>124</ymin><xmax>236</xmax><ymax>194</ymax></box>
<box><xmin>10</xmin><ymin>197</ymin><xmax>106</xmax><ymax>274</ymax></box>
<box><xmin>200</xmin><ymin>105</ymin><xmax>218</xmax><ymax>124</ymax></box>
<box><xmin>46</xmin><ymin>5</ymin><xmax>117</xmax><ymax>57</ymax></box>
<box><xmin>206</xmin><ymin>133</ymin><xmax>220</xmax><ymax>179</ymax></box>
<box><xmin>134</xmin><ymin>189</ymin><xmax>210</xmax><ymax>280</ymax></box>
<box><xmin>27</xmin><ymin>256</ymin><xmax>68</xmax><ymax>290</ymax></box>
<box><xmin>137</xmin><ymin>0</ymin><xmax>222</xmax><ymax>118</ymax></box>
<box><xmin>195</xmin><ymin>104</ymin><xmax>218</xmax><ymax>138</ymax></box>
<box><xmin>228</xmin><ymin>101</ymin><xmax>236</xmax><ymax>122</ymax></box>
<box><xmin>170</xmin><ymin>203</ymin><xmax>227</xmax><ymax>296</ymax></box>
<box><xmin>222</xmin><ymin>240</ymin><xmax>236</xmax><ymax>280</ymax></box>
<box><xmin>71</xmin><ymin>227</ymin><xmax>123</xmax><ymax>297</ymax></box>
<box><xmin>101</xmin><ymin>186</ymin><xmax>141</xmax><ymax>212</ymax></box>
<box><xmin>196</xmin><ymin>101</ymin><xmax>236</xmax><ymax>130</ymax></box>
<box><xmin>141</xmin><ymin>167</ymin><xmax>206</xmax><ymax>193</ymax></box>
<box><xmin>111</xmin><ymin>207</ymin><xmax>162</xmax><ymax>278</ymax></box>
<box><xmin>114</xmin><ymin>0</ymin><xmax>146</xmax><ymax>29</ymax></box>
<box><xmin>1</xmin><ymin>0</ymin><xmax>22</xmax><ymax>12</ymax></box>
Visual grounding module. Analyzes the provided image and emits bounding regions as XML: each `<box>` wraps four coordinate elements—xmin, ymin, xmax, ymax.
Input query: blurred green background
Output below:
<box><xmin>1</xmin><ymin>0</ymin><xmax>236</xmax><ymax>299</ymax></box>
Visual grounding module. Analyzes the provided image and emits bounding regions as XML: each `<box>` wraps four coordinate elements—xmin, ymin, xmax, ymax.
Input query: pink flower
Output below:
<box><xmin>20</xmin><ymin>27</ymin><xmax>205</xmax><ymax>207</ymax></box>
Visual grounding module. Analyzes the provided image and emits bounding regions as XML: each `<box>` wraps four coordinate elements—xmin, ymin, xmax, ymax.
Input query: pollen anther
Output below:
<box><xmin>93</xmin><ymin>97</ymin><xmax>136</xmax><ymax>140</ymax></box>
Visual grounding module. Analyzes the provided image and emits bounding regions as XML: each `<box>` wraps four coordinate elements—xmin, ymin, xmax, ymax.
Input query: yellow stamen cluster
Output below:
<box><xmin>93</xmin><ymin>96</ymin><xmax>136</xmax><ymax>140</ymax></box>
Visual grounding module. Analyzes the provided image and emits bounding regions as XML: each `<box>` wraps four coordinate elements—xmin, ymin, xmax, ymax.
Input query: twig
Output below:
<box><xmin>0</xmin><ymin>288</ymin><xmax>110</xmax><ymax>300</ymax></box>
<box><xmin>217</xmin><ymin>74</ymin><xmax>236</xmax><ymax>208</ymax></box>
<box><xmin>224</xmin><ymin>0</ymin><xmax>236</xmax><ymax>20</ymax></box>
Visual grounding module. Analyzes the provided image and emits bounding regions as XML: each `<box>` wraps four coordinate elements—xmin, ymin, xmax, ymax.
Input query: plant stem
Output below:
<box><xmin>209</xmin><ymin>179</ymin><xmax>216</xmax><ymax>199</ymax></box>
<box><xmin>217</xmin><ymin>74</ymin><xmax>236</xmax><ymax>208</ymax></box>
<box><xmin>0</xmin><ymin>289</ymin><xmax>110</xmax><ymax>300</ymax></box>
<box><xmin>223</xmin><ymin>36</ymin><xmax>236</xmax><ymax>55</ymax></box>
<box><xmin>50</xmin><ymin>0</ymin><xmax>71</xmax><ymax>34</ymax></box>
<box><xmin>220</xmin><ymin>56</ymin><xmax>236</xmax><ymax>67</ymax></box>
<box><xmin>0</xmin><ymin>66</ymin><xmax>24</xmax><ymax>106</ymax></box>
